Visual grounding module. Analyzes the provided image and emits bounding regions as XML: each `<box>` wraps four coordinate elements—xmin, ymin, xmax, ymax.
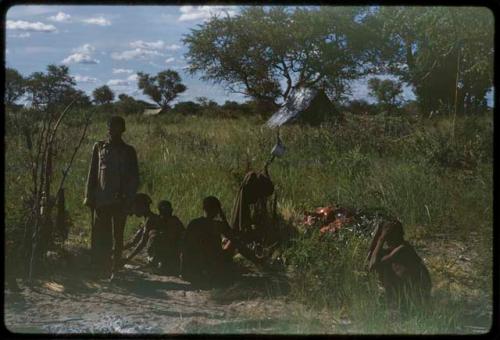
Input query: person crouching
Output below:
<box><xmin>367</xmin><ymin>219</ymin><xmax>432</xmax><ymax>313</ymax></box>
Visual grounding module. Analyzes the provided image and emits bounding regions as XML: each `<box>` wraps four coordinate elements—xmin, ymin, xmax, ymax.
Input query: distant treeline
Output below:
<box><xmin>5</xmin><ymin>7</ymin><xmax>493</xmax><ymax>117</ymax></box>
<box><xmin>4</xmin><ymin>64</ymin><xmax>426</xmax><ymax>119</ymax></box>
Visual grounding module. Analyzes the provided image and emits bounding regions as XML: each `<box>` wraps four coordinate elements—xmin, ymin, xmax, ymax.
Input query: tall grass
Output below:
<box><xmin>5</xmin><ymin>109</ymin><xmax>493</xmax><ymax>333</ymax></box>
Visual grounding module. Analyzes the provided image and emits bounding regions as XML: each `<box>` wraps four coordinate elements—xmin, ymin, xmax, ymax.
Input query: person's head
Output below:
<box><xmin>133</xmin><ymin>193</ymin><xmax>152</xmax><ymax>217</ymax></box>
<box><xmin>107</xmin><ymin>116</ymin><xmax>126</xmax><ymax>140</ymax></box>
<box><xmin>158</xmin><ymin>200</ymin><xmax>173</xmax><ymax>217</ymax></box>
<box><xmin>202</xmin><ymin>196</ymin><xmax>221</xmax><ymax>219</ymax></box>
<box><xmin>384</xmin><ymin>220</ymin><xmax>404</xmax><ymax>247</ymax></box>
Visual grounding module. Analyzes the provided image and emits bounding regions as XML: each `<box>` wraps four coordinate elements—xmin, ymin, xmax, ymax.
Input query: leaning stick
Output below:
<box><xmin>56</xmin><ymin>112</ymin><xmax>92</xmax><ymax>194</ymax></box>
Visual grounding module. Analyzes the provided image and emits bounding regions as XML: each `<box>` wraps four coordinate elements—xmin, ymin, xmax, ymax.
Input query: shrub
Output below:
<box><xmin>284</xmin><ymin>227</ymin><xmax>376</xmax><ymax>309</ymax></box>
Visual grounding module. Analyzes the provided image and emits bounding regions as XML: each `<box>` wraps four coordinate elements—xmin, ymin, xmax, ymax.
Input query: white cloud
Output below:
<box><xmin>166</xmin><ymin>44</ymin><xmax>181</xmax><ymax>51</ymax></box>
<box><xmin>75</xmin><ymin>43</ymin><xmax>95</xmax><ymax>54</ymax></box>
<box><xmin>6</xmin><ymin>20</ymin><xmax>56</xmax><ymax>32</ymax></box>
<box><xmin>178</xmin><ymin>6</ymin><xmax>238</xmax><ymax>22</ymax></box>
<box><xmin>107</xmin><ymin>79</ymin><xmax>130</xmax><ymax>87</ymax></box>
<box><xmin>111</xmin><ymin>48</ymin><xmax>163</xmax><ymax>61</ymax></box>
<box><xmin>113</xmin><ymin>68</ymin><xmax>134</xmax><ymax>74</ymax></box>
<box><xmin>82</xmin><ymin>16</ymin><xmax>111</xmax><ymax>26</ymax></box>
<box><xmin>130</xmin><ymin>40</ymin><xmax>165</xmax><ymax>50</ymax></box>
<box><xmin>127</xmin><ymin>74</ymin><xmax>138</xmax><ymax>82</ymax></box>
<box><xmin>62</xmin><ymin>44</ymin><xmax>99</xmax><ymax>64</ymax></box>
<box><xmin>106</xmin><ymin>74</ymin><xmax>138</xmax><ymax>89</ymax></box>
<box><xmin>62</xmin><ymin>53</ymin><xmax>99</xmax><ymax>64</ymax></box>
<box><xmin>48</xmin><ymin>12</ymin><xmax>71</xmax><ymax>23</ymax></box>
<box><xmin>165</xmin><ymin>57</ymin><xmax>175</xmax><ymax>64</ymax></box>
<box><xmin>74</xmin><ymin>75</ymin><xmax>98</xmax><ymax>83</ymax></box>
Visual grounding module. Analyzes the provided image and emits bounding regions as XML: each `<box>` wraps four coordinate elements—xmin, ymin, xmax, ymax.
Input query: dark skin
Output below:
<box><xmin>159</xmin><ymin>205</ymin><xmax>173</xmax><ymax>218</ymax></box>
<box><xmin>123</xmin><ymin>201</ymin><xmax>155</xmax><ymax>263</ymax></box>
<box><xmin>108</xmin><ymin>122</ymin><xmax>125</xmax><ymax>144</ymax></box>
<box><xmin>368</xmin><ymin>222</ymin><xmax>401</xmax><ymax>271</ymax></box>
<box><xmin>123</xmin><ymin>224</ymin><xmax>145</xmax><ymax>251</ymax></box>
<box><xmin>367</xmin><ymin>221</ymin><xmax>431</xmax><ymax>306</ymax></box>
<box><xmin>203</xmin><ymin>200</ymin><xmax>262</xmax><ymax>266</ymax></box>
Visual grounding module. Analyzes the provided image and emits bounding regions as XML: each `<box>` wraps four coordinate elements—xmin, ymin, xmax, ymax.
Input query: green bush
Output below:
<box><xmin>284</xmin><ymin>228</ymin><xmax>376</xmax><ymax>309</ymax></box>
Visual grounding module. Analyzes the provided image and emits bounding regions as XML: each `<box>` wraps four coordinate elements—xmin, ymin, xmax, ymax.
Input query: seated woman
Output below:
<box><xmin>182</xmin><ymin>196</ymin><xmax>261</xmax><ymax>288</ymax></box>
<box><xmin>367</xmin><ymin>219</ymin><xmax>432</xmax><ymax>310</ymax></box>
<box><xmin>124</xmin><ymin>193</ymin><xmax>168</xmax><ymax>270</ymax></box>
<box><xmin>157</xmin><ymin>200</ymin><xmax>184</xmax><ymax>275</ymax></box>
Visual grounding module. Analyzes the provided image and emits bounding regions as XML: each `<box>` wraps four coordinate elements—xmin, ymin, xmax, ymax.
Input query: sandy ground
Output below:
<box><xmin>4</xmin><ymin>235</ymin><xmax>492</xmax><ymax>335</ymax></box>
<box><xmin>4</xmin><ymin>249</ymin><xmax>328</xmax><ymax>335</ymax></box>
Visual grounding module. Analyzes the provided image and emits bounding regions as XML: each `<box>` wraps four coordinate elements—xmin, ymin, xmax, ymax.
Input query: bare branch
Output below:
<box><xmin>56</xmin><ymin>112</ymin><xmax>92</xmax><ymax>193</ymax></box>
<box><xmin>47</xmin><ymin>99</ymin><xmax>76</xmax><ymax>147</ymax></box>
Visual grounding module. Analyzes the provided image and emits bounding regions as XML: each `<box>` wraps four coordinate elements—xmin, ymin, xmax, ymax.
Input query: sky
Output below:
<box><xmin>4</xmin><ymin>5</ymin><xmax>492</xmax><ymax>106</ymax></box>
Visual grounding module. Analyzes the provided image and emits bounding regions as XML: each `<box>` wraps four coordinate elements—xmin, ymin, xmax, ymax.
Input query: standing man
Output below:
<box><xmin>84</xmin><ymin>116</ymin><xmax>139</xmax><ymax>278</ymax></box>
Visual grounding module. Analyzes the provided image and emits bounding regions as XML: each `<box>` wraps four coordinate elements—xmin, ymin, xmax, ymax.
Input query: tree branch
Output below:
<box><xmin>56</xmin><ymin>112</ymin><xmax>92</xmax><ymax>193</ymax></box>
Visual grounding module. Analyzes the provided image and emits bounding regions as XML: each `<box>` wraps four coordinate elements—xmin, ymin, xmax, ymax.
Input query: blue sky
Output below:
<box><xmin>5</xmin><ymin>5</ymin><xmax>492</xmax><ymax>106</ymax></box>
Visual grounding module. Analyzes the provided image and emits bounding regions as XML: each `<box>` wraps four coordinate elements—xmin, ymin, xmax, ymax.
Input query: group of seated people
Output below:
<box><xmin>117</xmin><ymin>192</ymin><xmax>432</xmax><ymax>310</ymax></box>
<box><xmin>120</xmin><ymin>193</ymin><xmax>260</xmax><ymax>288</ymax></box>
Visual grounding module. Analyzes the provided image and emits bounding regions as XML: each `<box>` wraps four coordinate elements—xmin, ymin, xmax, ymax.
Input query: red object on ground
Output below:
<box><xmin>304</xmin><ymin>205</ymin><xmax>353</xmax><ymax>235</ymax></box>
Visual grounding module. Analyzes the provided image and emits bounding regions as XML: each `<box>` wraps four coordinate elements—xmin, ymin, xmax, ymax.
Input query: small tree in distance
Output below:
<box><xmin>137</xmin><ymin>70</ymin><xmax>186</xmax><ymax>110</ymax></box>
<box><xmin>5</xmin><ymin>67</ymin><xmax>26</xmax><ymax>108</ymax></box>
<box><xmin>92</xmin><ymin>85</ymin><xmax>115</xmax><ymax>105</ymax></box>
<box><xmin>367</xmin><ymin>78</ymin><xmax>403</xmax><ymax>113</ymax></box>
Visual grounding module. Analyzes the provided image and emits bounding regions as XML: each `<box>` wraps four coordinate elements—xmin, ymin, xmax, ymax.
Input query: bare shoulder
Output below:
<box><xmin>187</xmin><ymin>217</ymin><xmax>205</xmax><ymax>230</ymax></box>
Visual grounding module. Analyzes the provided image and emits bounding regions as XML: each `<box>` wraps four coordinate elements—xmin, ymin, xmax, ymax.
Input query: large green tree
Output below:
<box><xmin>137</xmin><ymin>70</ymin><xmax>187</xmax><ymax>109</ymax></box>
<box><xmin>5</xmin><ymin>67</ymin><xmax>26</xmax><ymax>108</ymax></box>
<box><xmin>371</xmin><ymin>7</ymin><xmax>493</xmax><ymax>115</ymax></box>
<box><xmin>184</xmin><ymin>7</ymin><xmax>376</xmax><ymax>105</ymax></box>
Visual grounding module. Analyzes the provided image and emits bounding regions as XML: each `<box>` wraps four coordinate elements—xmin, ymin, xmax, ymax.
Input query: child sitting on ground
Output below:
<box><xmin>123</xmin><ymin>193</ymin><xmax>168</xmax><ymax>270</ymax></box>
<box><xmin>157</xmin><ymin>200</ymin><xmax>184</xmax><ymax>275</ymax></box>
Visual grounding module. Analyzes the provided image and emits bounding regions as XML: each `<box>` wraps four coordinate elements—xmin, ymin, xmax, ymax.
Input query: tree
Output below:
<box><xmin>26</xmin><ymin>65</ymin><xmax>76</xmax><ymax>109</ymax></box>
<box><xmin>61</xmin><ymin>88</ymin><xmax>92</xmax><ymax>108</ymax></box>
<box><xmin>118</xmin><ymin>93</ymin><xmax>131</xmax><ymax>101</ymax></box>
<box><xmin>115</xmin><ymin>93</ymin><xmax>145</xmax><ymax>115</ymax></box>
<box><xmin>137</xmin><ymin>70</ymin><xmax>186</xmax><ymax>110</ymax></box>
<box><xmin>371</xmin><ymin>7</ymin><xmax>493</xmax><ymax>115</ymax></box>
<box><xmin>367</xmin><ymin>77</ymin><xmax>403</xmax><ymax>112</ymax></box>
<box><xmin>5</xmin><ymin>67</ymin><xmax>26</xmax><ymax>108</ymax></box>
<box><xmin>184</xmin><ymin>7</ymin><xmax>374</xmax><ymax>105</ymax></box>
<box><xmin>92</xmin><ymin>85</ymin><xmax>115</xmax><ymax>105</ymax></box>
